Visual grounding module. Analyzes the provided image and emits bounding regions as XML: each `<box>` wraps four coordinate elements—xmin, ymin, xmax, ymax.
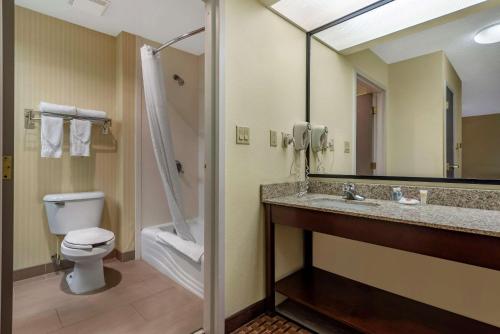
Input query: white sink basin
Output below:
<box><xmin>309</xmin><ymin>197</ymin><xmax>379</xmax><ymax>210</ymax></box>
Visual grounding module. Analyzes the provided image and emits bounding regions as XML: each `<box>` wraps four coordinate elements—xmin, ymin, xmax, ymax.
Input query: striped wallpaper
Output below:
<box><xmin>14</xmin><ymin>6</ymin><xmax>136</xmax><ymax>270</ymax></box>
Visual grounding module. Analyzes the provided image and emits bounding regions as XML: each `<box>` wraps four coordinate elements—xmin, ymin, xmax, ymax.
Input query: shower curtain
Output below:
<box><xmin>140</xmin><ymin>45</ymin><xmax>195</xmax><ymax>242</ymax></box>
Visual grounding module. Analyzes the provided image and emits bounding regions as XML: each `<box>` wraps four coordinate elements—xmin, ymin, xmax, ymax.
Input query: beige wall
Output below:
<box><xmin>225</xmin><ymin>0</ymin><xmax>305</xmax><ymax>317</ymax></box>
<box><xmin>462</xmin><ymin>114</ymin><xmax>500</xmax><ymax>179</ymax></box>
<box><xmin>310</xmin><ymin>39</ymin><xmax>354</xmax><ymax>174</ymax></box>
<box><xmin>347</xmin><ymin>49</ymin><xmax>388</xmax><ymax>88</ymax></box>
<box><xmin>386</xmin><ymin>51</ymin><xmax>446</xmax><ymax>177</ymax></box>
<box><xmin>310</xmin><ymin>42</ymin><xmax>388</xmax><ymax>174</ymax></box>
<box><xmin>311</xmin><ymin>46</ymin><xmax>462</xmax><ymax>178</ymax></box>
<box><xmin>14</xmin><ymin>7</ymin><xmax>137</xmax><ymax>270</ymax></box>
<box><xmin>138</xmin><ymin>37</ymin><xmax>204</xmax><ymax>227</ymax></box>
<box><xmin>115</xmin><ymin>32</ymin><xmax>137</xmax><ymax>252</ymax></box>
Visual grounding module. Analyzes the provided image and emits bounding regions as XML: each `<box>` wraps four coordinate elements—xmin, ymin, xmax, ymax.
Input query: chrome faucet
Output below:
<box><xmin>342</xmin><ymin>183</ymin><xmax>365</xmax><ymax>201</ymax></box>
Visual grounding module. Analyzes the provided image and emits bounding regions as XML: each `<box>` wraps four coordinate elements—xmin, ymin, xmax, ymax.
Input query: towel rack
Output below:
<box><xmin>24</xmin><ymin>109</ymin><xmax>112</xmax><ymax>134</ymax></box>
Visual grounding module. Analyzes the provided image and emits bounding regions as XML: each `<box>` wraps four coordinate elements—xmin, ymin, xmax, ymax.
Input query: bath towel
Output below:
<box><xmin>76</xmin><ymin>108</ymin><xmax>107</xmax><ymax>119</ymax></box>
<box><xmin>41</xmin><ymin>116</ymin><xmax>64</xmax><ymax>158</ymax></box>
<box><xmin>156</xmin><ymin>231</ymin><xmax>204</xmax><ymax>263</ymax></box>
<box><xmin>70</xmin><ymin>119</ymin><xmax>91</xmax><ymax>157</ymax></box>
<box><xmin>40</xmin><ymin>101</ymin><xmax>77</xmax><ymax>116</ymax></box>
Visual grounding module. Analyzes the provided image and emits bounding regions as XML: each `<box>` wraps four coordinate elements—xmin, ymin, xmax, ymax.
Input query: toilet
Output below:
<box><xmin>44</xmin><ymin>191</ymin><xmax>115</xmax><ymax>294</ymax></box>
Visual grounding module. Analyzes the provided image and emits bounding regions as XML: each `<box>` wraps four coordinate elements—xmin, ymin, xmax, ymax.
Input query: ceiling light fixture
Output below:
<box><xmin>474</xmin><ymin>23</ymin><xmax>500</xmax><ymax>44</ymax></box>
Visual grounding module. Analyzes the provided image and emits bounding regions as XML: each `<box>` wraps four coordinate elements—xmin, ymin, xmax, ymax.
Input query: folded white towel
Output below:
<box><xmin>41</xmin><ymin>116</ymin><xmax>63</xmax><ymax>158</ymax></box>
<box><xmin>156</xmin><ymin>231</ymin><xmax>204</xmax><ymax>263</ymax></box>
<box><xmin>40</xmin><ymin>101</ymin><xmax>77</xmax><ymax>116</ymax></box>
<box><xmin>70</xmin><ymin>119</ymin><xmax>91</xmax><ymax>157</ymax></box>
<box><xmin>76</xmin><ymin>108</ymin><xmax>107</xmax><ymax>119</ymax></box>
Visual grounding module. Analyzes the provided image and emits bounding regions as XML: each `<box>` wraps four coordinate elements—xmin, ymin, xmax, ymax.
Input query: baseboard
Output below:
<box><xmin>13</xmin><ymin>249</ymin><xmax>135</xmax><ymax>281</ymax></box>
<box><xmin>13</xmin><ymin>258</ymin><xmax>73</xmax><ymax>281</ymax></box>
<box><xmin>116</xmin><ymin>250</ymin><xmax>135</xmax><ymax>262</ymax></box>
<box><xmin>225</xmin><ymin>299</ymin><xmax>267</xmax><ymax>333</ymax></box>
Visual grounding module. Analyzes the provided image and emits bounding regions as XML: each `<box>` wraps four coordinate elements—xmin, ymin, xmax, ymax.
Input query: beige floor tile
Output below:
<box><xmin>122</xmin><ymin>299</ymin><xmax>203</xmax><ymax>334</ymax></box>
<box><xmin>13</xmin><ymin>260</ymin><xmax>201</xmax><ymax>334</ymax></box>
<box><xmin>131</xmin><ymin>285</ymin><xmax>202</xmax><ymax>321</ymax></box>
<box><xmin>13</xmin><ymin>309</ymin><xmax>62</xmax><ymax>334</ymax></box>
<box><xmin>50</xmin><ymin>305</ymin><xmax>145</xmax><ymax>334</ymax></box>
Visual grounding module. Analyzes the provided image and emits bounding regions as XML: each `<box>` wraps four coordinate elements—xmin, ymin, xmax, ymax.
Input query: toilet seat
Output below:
<box><xmin>63</xmin><ymin>227</ymin><xmax>114</xmax><ymax>250</ymax></box>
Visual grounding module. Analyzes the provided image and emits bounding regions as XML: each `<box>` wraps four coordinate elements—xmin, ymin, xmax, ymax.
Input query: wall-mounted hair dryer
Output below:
<box><xmin>293</xmin><ymin>122</ymin><xmax>311</xmax><ymax>151</ymax></box>
<box><xmin>311</xmin><ymin>125</ymin><xmax>328</xmax><ymax>153</ymax></box>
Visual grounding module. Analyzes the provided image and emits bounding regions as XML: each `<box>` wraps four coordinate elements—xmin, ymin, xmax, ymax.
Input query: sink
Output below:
<box><xmin>309</xmin><ymin>197</ymin><xmax>379</xmax><ymax>210</ymax></box>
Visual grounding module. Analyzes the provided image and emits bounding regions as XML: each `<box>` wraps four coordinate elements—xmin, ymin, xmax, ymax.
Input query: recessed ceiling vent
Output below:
<box><xmin>69</xmin><ymin>0</ymin><xmax>110</xmax><ymax>16</ymax></box>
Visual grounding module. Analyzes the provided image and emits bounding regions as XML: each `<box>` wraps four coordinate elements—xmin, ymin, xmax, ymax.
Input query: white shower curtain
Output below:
<box><xmin>140</xmin><ymin>45</ymin><xmax>195</xmax><ymax>242</ymax></box>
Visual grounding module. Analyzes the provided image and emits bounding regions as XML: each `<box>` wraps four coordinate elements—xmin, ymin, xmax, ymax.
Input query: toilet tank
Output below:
<box><xmin>44</xmin><ymin>192</ymin><xmax>105</xmax><ymax>235</ymax></box>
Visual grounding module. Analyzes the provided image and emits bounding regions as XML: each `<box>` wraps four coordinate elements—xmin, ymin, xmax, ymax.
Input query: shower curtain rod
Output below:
<box><xmin>153</xmin><ymin>27</ymin><xmax>205</xmax><ymax>55</ymax></box>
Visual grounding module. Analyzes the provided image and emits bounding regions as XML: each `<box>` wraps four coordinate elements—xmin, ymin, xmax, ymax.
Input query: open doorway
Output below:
<box><xmin>1</xmin><ymin>1</ymin><xmax>224</xmax><ymax>333</ymax></box>
<box><xmin>356</xmin><ymin>75</ymin><xmax>385</xmax><ymax>176</ymax></box>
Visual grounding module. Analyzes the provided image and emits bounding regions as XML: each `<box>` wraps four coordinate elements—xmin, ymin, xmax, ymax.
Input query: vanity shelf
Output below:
<box><xmin>264</xmin><ymin>199</ymin><xmax>500</xmax><ymax>333</ymax></box>
<box><xmin>276</xmin><ymin>267</ymin><xmax>498</xmax><ymax>334</ymax></box>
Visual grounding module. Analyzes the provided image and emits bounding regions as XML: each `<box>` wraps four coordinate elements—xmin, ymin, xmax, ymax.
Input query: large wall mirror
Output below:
<box><xmin>307</xmin><ymin>0</ymin><xmax>500</xmax><ymax>183</ymax></box>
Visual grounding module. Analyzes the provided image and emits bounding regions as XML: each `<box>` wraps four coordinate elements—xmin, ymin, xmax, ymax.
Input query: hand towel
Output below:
<box><xmin>39</xmin><ymin>101</ymin><xmax>77</xmax><ymax>116</ymax></box>
<box><xmin>41</xmin><ymin>116</ymin><xmax>63</xmax><ymax>158</ymax></box>
<box><xmin>76</xmin><ymin>108</ymin><xmax>107</xmax><ymax>119</ymax></box>
<box><xmin>70</xmin><ymin>119</ymin><xmax>91</xmax><ymax>157</ymax></box>
<box><xmin>156</xmin><ymin>231</ymin><xmax>204</xmax><ymax>263</ymax></box>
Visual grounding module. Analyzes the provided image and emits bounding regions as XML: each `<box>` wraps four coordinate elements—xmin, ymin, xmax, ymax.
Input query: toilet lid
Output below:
<box><xmin>64</xmin><ymin>227</ymin><xmax>114</xmax><ymax>247</ymax></box>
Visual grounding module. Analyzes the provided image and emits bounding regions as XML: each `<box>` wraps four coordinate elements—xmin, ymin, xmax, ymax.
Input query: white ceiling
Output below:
<box><xmin>271</xmin><ymin>0</ymin><xmax>378</xmax><ymax>32</ymax></box>
<box><xmin>15</xmin><ymin>0</ymin><xmax>205</xmax><ymax>55</ymax></box>
<box><xmin>315</xmin><ymin>0</ymin><xmax>486</xmax><ymax>52</ymax></box>
<box><xmin>371</xmin><ymin>5</ymin><xmax>500</xmax><ymax>117</ymax></box>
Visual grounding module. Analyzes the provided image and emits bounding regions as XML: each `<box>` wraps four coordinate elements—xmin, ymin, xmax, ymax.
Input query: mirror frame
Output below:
<box><xmin>305</xmin><ymin>0</ymin><xmax>500</xmax><ymax>185</ymax></box>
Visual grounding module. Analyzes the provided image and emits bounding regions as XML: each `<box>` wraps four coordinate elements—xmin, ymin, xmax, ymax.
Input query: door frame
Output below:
<box><xmin>444</xmin><ymin>82</ymin><xmax>458</xmax><ymax>178</ymax></box>
<box><xmin>355</xmin><ymin>73</ymin><xmax>386</xmax><ymax>176</ymax></box>
<box><xmin>132</xmin><ymin>0</ymin><xmax>226</xmax><ymax>333</ymax></box>
<box><xmin>1</xmin><ymin>0</ymin><xmax>15</xmax><ymax>333</ymax></box>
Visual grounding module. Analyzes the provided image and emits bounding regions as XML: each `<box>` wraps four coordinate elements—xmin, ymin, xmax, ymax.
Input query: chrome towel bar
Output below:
<box><xmin>24</xmin><ymin>109</ymin><xmax>112</xmax><ymax>134</ymax></box>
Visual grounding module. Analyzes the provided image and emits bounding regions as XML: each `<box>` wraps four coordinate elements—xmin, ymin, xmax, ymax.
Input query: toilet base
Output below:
<box><xmin>66</xmin><ymin>259</ymin><xmax>106</xmax><ymax>294</ymax></box>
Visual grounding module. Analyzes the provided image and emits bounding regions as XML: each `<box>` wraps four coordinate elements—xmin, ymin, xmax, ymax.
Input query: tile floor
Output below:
<box><xmin>13</xmin><ymin>259</ymin><xmax>203</xmax><ymax>334</ymax></box>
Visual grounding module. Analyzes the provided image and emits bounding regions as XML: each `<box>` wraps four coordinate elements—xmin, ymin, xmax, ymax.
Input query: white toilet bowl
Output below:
<box><xmin>44</xmin><ymin>191</ymin><xmax>114</xmax><ymax>294</ymax></box>
<box><xmin>61</xmin><ymin>227</ymin><xmax>115</xmax><ymax>294</ymax></box>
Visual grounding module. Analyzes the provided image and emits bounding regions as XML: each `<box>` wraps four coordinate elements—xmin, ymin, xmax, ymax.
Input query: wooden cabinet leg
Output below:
<box><xmin>265</xmin><ymin>204</ymin><xmax>275</xmax><ymax>312</ymax></box>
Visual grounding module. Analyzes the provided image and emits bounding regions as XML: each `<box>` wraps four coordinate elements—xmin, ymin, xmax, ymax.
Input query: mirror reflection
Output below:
<box><xmin>309</xmin><ymin>2</ymin><xmax>500</xmax><ymax>180</ymax></box>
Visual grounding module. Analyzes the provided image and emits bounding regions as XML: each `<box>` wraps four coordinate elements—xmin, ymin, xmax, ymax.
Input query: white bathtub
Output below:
<box><xmin>141</xmin><ymin>220</ymin><xmax>204</xmax><ymax>298</ymax></box>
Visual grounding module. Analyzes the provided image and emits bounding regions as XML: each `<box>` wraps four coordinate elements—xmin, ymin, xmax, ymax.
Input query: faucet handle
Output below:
<box><xmin>342</xmin><ymin>183</ymin><xmax>355</xmax><ymax>192</ymax></box>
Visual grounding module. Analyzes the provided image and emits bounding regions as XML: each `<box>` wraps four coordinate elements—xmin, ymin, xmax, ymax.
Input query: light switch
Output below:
<box><xmin>270</xmin><ymin>130</ymin><xmax>277</xmax><ymax>147</ymax></box>
<box><xmin>344</xmin><ymin>141</ymin><xmax>350</xmax><ymax>153</ymax></box>
<box><xmin>236</xmin><ymin>126</ymin><xmax>250</xmax><ymax>145</ymax></box>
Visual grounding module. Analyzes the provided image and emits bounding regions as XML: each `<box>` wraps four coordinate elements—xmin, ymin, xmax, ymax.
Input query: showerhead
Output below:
<box><xmin>173</xmin><ymin>74</ymin><xmax>185</xmax><ymax>86</ymax></box>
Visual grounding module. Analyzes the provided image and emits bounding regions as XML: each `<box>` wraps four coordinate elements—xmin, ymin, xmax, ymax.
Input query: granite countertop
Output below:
<box><xmin>263</xmin><ymin>193</ymin><xmax>500</xmax><ymax>237</ymax></box>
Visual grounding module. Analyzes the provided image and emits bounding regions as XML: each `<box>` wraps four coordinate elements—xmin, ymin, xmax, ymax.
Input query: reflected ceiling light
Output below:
<box><xmin>315</xmin><ymin>0</ymin><xmax>487</xmax><ymax>51</ymax></box>
<box><xmin>474</xmin><ymin>23</ymin><xmax>500</xmax><ymax>44</ymax></box>
<box><xmin>270</xmin><ymin>0</ymin><xmax>379</xmax><ymax>31</ymax></box>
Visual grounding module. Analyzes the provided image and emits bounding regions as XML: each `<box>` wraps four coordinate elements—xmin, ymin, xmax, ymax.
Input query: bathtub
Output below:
<box><xmin>141</xmin><ymin>219</ymin><xmax>204</xmax><ymax>298</ymax></box>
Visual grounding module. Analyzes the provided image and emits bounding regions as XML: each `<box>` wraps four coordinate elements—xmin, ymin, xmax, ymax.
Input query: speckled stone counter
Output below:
<box><xmin>263</xmin><ymin>193</ymin><xmax>500</xmax><ymax>238</ymax></box>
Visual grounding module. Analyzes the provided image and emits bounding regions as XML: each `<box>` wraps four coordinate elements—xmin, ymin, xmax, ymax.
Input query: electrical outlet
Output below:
<box><xmin>344</xmin><ymin>141</ymin><xmax>350</xmax><ymax>153</ymax></box>
<box><xmin>236</xmin><ymin>126</ymin><xmax>250</xmax><ymax>145</ymax></box>
<box><xmin>270</xmin><ymin>130</ymin><xmax>277</xmax><ymax>147</ymax></box>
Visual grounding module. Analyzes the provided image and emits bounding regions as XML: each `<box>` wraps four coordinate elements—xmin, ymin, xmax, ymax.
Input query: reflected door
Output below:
<box><xmin>356</xmin><ymin>94</ymin><xmax>374</xmax><ymax>176</ymax></box>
